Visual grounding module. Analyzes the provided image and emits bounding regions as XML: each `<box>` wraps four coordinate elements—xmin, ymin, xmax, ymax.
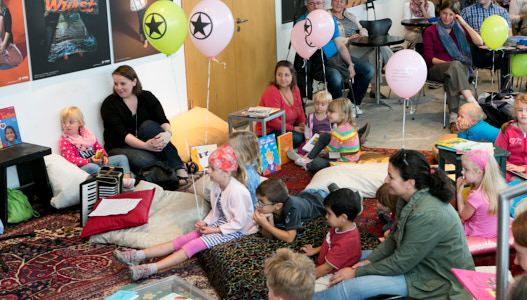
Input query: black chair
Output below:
<box><xmin>359</xmin><ymin>18</ymin><xmax>392</xmax><ymax>37</ymax></box>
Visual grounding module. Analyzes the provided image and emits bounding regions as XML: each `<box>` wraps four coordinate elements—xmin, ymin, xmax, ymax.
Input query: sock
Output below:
<box><xmin>466</xmin><ymin>96</ymin><xmax>477</xmax><ymax>103</ymax></box>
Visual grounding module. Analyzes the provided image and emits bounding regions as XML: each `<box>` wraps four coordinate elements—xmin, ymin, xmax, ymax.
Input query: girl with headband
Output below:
<box><xmin>456</xmin><ymin>149</ymin><xmax>507</xmax><ymax>238</ymax></box>
<box><xmin>112</xmin><ymin>145</ymin><xmax>258</xmax><ymax>281</ymax></box>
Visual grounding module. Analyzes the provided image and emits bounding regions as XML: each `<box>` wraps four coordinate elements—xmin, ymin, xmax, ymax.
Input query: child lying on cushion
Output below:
<box><xmin>456</xmin><ymin>102</ymin><xmax>499</xmax><ymax>143</ymax></box>
<box><xmin>300</xmin><ymin>187</ymin><xmax>362</xmax><ymax>292</ymax></box>
<box><xmin>253</xmin><ymin>178</ymin><xmax>326</xmax><ymax>243</ymax></box>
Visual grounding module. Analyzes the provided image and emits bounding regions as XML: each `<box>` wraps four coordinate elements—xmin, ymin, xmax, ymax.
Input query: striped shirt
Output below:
<box><xmin>325</xmin><ymin>122</ymin><xmax>360</xmax><ymax>162</ymax></box>
<box><xmin>460</xmin><ymin>2</ymin><xmax>511</xmax><ymax>33</ymax></box>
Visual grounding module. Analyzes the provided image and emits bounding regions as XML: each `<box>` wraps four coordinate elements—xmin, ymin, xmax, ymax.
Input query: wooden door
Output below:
<box><xmin>183</xmin><ymin>0</ymin><xmax>277</xmax><ymax>121</ymax></box>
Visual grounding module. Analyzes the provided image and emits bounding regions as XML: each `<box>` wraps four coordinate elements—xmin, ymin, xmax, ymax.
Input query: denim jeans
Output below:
<box><xmin>313</xmin><ymin>250</ymin><xmax>408</xmax><ymax>300</ymax></box>
<box><xmin>108</xmin><ymin>120</ymin><xmax>184</xmax><ymax>174</ymax></box>
<box><xmin>306</xmin><ymin>132</ymin><xmax>333</xmax><ymax>171</ymax></box>
<box><xmin>302</xmin><ymin>188</ymin><xmax>329</xmax><ymax>199</ymax></box>
<box><xmin>80</xmin><ymin>154</ymin><xmax>131</xmax><ymax>175</ymax></box>
<box><xmin>270</xmin><ymin>130</ymin><xmax>305</xmax><ymax>148</ymax></box>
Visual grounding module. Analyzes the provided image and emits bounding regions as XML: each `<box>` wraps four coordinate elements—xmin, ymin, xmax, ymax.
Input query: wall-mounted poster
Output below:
<box><xmin>25</xmin><ymin>0</ymin><xmax>111</xmax><ymax>80</ymax></box>
<box><xmin>0</xmin><ymin>106</ymin><xmax>22</xmax><ymax>148</ymax></box>
<box><xmin>110</xmin><ymin>0</ymin><xmax>160</xmax><ymax>63</ymax></box>
<box><xmin>0</xmin><ymin>0</ymin><xmax>30</xmax><ymax>87</ymax></box>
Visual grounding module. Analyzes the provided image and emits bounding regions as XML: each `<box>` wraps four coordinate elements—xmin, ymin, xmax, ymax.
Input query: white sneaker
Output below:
<box><xmin>123</xmin><ymin>178</ymin><xmax>136</xmax><ymax>189</ymax></box>
<box><xmin>295</xmin><ymin>157</ymin><xmax>311</xmax><ymax>170</ymax></box>
<box><xmin>287</xmin><ymin>149</ymin><xmax>302</xmax><ymax>162</ymax></box>
<box><xmin>355</xmin><ymin>105</ymin><xmax>363</xmax><ymax>115</ymax></box>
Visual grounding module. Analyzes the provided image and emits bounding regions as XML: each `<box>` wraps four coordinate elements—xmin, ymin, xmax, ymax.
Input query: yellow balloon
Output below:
<box><xmin>143</xmin><ymin>1</ymin><xmax>188</xmax><ymax>56</ymax></box>
<box><xmin>480</xmin><ymin>15</ymin><xmax>509</xmax><ymax>50</ymax></box>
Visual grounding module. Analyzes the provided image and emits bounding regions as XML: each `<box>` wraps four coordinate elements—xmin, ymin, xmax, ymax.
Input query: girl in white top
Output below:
<box><xmin>112</xmin><ymin>145</ymin><xmax>258</xmax><ymax>281</ymax></box>
<box><xmin>403</xmin><ymin>0</ymin><xmax>436</xmax><ymax>44</ymax></box>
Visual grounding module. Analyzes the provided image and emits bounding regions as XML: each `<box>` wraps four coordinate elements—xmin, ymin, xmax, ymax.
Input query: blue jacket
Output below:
<box><xmin>458</xmin><ymin>120</ymin><xmax>499</xmax><ymax>143</ymax></box>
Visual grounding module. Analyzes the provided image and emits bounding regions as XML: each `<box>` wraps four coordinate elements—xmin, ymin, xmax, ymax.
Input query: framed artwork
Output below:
<box><xmin>25</xmin><ymin>0</ymin><xmax>111</xmax><ymax>80</ymax></box>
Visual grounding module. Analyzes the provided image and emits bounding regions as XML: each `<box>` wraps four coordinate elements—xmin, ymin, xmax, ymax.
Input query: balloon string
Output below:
<box><xmin>321</xmin><ymin>49</ymin><xmax>327</xmax><ymax>98</ymax></box>
<box><xmin>402</xmin><ymin>98</ymin><xmax>408</xmax><ymax>149</ymax></box>
<box><xmin>491</xmin><ymin>54</ymin><xmax>495</xmax><ymax>107</ymax></box>
<box><xmin>212</xmin><ymin>58</ymin><xmax>227</xmax><ymax>69</ymax></box>
<box><xmin>169</xmin><ymin>55</ymin><xmax>203</xmax><ymax>222</ymax></box>
<box><xmin>303</xmin><ymin>58</ymin><xmax>309</xmax><ymax>121</ymax></box>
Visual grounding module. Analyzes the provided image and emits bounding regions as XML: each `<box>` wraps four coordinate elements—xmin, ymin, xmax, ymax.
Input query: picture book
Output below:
<box><xmin>451</xmin><ymin>268</ymin><xmax>508</xmax><ymax>300</ymax></box>
<box><xmin>435</xmin><ymin>138</ymin><xmax>494</xmax><ymax>154</ymax></box>
<box><xmin>0</xmin><ymin>106</ymin><xmax>22</xmax><ymax>148</ymax></box>
<box><xmin>259</xmin><ymin>134</ymin><xmax>281</xmax><ymax>175</ymax></box>
<box><xmin>277</xmin><ymin>132</ymin><xmax>293</xmax><ymax>165</ymax></box>
<box><xmin>190</xmin><ymin>144</ymin><xmax>218</xmax><ymax>171</ymax></box>
<box><xmin>242</xmin><ymin>106</ymin><xmax>280</xmax><ymax>117</ymax></box>
<box><xmin>302</xmin><ymin>133</ymin><xmax>319</xmax><ymax>153</ymax></box>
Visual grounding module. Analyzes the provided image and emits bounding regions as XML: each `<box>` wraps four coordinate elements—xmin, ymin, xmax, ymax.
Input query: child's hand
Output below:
<box><xmin>253</xmin><ymin>210</ymin><xmax>269</xmax><ymax>225</ymax></box>
<box><xmin>455</xmin><ymin>118</ymin><xmax>470</xmax><ymax>132</ymax></box>
<box><xmin>194</xmin><ymin>220</ymin><xmax>205</xmax><ymax>229</ymax></box>
<box><xmin>456</xmin><ymin>176</ymin><xmax>467</xmax><ymax>191</ymax></box>
<box><xmin>91</xmin><ymin>155</ymin><xmax>103</xmax><ymax>165</ymax></box>
<box><xmin>199</xmin><ymin>225</ymin><xmax>220</xmax><ymax>235</ymax></box>
<box><xmin>506</xmin><ymin>163</ymin><xmax>526</xmax><ymax>174</ymax></box>
<box><xmin>102</xmin><ymin>156</ymin><xmax>108</xmax><ymax>166</ymax></box>
<box><xmin>300</xmin><ymin>244</ymin><xmax>317</xmax><ymax>256</ymax></box>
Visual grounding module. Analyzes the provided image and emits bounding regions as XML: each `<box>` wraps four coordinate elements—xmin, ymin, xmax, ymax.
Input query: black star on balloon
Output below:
<box><xmin>146</xmin><ymin>14</ymin><xmax>164</xmax><ymax>37</ymax></box>
<box><xmin>190</xmin><ymin>12</ymin><xmax>212</xmax><ymax>39</ymax></box>
<box><xmin>304</xmin><ymin>19</ymin><xmax>312</xmax><ymax>36</ymax></box>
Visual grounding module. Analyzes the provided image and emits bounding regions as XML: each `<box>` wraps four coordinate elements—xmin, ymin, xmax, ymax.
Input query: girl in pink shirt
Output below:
<box><xmin>456</xmin><ymin>149</ymin><xmax>507</xmax><ymax>238</ymax></box>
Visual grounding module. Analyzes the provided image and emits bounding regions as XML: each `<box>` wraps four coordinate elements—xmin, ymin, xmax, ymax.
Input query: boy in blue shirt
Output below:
<box><xmin>456</xmin><ymin>102</ymin><xmax>499</xmax><ymax>143</ymax></box>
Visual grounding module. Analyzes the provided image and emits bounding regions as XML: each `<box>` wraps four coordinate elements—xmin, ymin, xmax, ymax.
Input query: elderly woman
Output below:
<box><xmin>329</xmin><ymin>0</ymin><xmax>393</xmax><ymax>99</ymax></box>
<box><xmin>314</xmin><ymin>149</ymin><xmax>474</xmax><ymax>300</ymax></box>
<box><xmin>255</xmin><ymin>60</ymin><xmax>306</xmax><ymax>148</ymax></box>
<box><xmin>101</xmin><ymin>65</ymin><xmax>189</xmax><ymax>184</ymax></box>
<box><xmin>423</xmin><ymin>0</ymin><xmax>483</xmax><ymax>133</ymax></box>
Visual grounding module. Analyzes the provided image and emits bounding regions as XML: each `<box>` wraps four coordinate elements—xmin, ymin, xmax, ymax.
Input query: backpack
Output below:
<box><xmin>136</xmin><ymin>161</ymin><xmax>180</xmax><ymax>190</ymax></box>
<box><xmin>478</xmin><ymin>93</ymin><xmax>514</xmax><ymax>129</ymax></box>
<box><xmin>7</xmin><ymin>188</ymin><xmax>40</xmax><ymax>223</ymax></box>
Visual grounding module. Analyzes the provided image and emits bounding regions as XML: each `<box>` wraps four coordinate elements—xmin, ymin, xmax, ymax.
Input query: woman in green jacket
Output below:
<box><xmin>314</xmin><ymin>149</ymin><xmax>475</xmax><ymax>299</ymax></box>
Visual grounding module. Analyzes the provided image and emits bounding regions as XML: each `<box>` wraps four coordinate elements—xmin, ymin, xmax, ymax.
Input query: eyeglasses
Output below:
<box><xmin>307</xmin><ymin>1</ymin><xmax>325</xmax><ymax>6</ymax></box>
<box><xmin>332</xmin><ymin>0</ymin><xmax>347</xmax><ymax>3</ymax></box>
<box><xmin>61</xmin><ymin>120</ymin><xmax>79</xmax><ymax>125</ymax></box>
<box><xmin>257</xmin><ymin>199</ymin><xmax>277</xmax><ymax>207</ymax></box>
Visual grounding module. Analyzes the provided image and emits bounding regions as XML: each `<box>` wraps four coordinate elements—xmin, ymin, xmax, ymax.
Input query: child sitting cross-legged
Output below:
<box><xmin>376</xmin><ymin>183</ymin><xmax>399</xmax><ymax>239</ymax></box>
<box><xmin>264</xmin><ymin>248</ymin><xmax>316</xmax><ymax>300</ymax></box>
<box><xmin>455</xmin><ymin>102</ymin><xmax>499</xmax><ymax>143</ymax></box>
<box><xmin>252</xmin><ymin>178</ymin><xmax>326</xmax><ymax>243</ymax></box>
<box><xmin>300</xmin><ymin>187</ymin><xmax>363</xmax><ymax>292</ymax></box>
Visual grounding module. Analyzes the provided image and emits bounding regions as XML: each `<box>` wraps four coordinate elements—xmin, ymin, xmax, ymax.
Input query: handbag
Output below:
<box><xmin>130</xmin><ymin>0</ymin><xmax>147</xmax><ymax>12</ymax></box>
<box><xmin>136</xmin><ymin>161</ymin><xmax>180</xmax><ymax>190</ymax></box>
<box><xmin>7</xmin><ymin>188</ymin><xmax>40</xmax><ymax>223</ymax></box>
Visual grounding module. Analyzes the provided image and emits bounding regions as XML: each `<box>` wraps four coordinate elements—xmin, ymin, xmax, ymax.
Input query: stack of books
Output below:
<box><xmin>241</xmin><ymin>106</ymin><xmax>280</xmax><ymax>117</ymax></box>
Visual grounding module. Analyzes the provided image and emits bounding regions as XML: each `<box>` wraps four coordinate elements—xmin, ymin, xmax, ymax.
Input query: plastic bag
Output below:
<box><xmin>136</xmin><ymin>161</ymin><xmax>180</xmax><ymax>191</ymax></box>
<box><xmin>7</xmin><ymin>188</ymin><xmax>40</xmax><ymax>223</ymax></box>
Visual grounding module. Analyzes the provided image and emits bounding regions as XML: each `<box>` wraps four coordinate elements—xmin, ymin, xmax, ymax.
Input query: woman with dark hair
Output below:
<box><xmin>423</xmin><ymin>0</ymin><xmax>482</xmax><ymax>133</ymax></box>
<box><xmin>255</xmin><ymin>60</ymin><xmax>306</xmax><ymax>148</ymax></box>
<box><xmin>101</xmin><ymin>65</ymin><xmax>188</xmax><ymax>184</ymax></box>
<box><xmin>314</xmin><ymin>149</ymin><xmax>474</xmax><ymax>300</ymax></box>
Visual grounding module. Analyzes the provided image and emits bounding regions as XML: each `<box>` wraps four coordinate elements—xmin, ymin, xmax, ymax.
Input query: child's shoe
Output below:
<box><xmin>328</xmin><ymin>182</ymin><xmax>340</xmax><ymax>193</ymax></box>
<box><xmin>287</xmin><ymin>150</ymin><xmax>311</xmax><ymax>170</ymax></box>
<box><xmin>129</xmin><ymin>263</ymin><xmax>157</xmax><ymax>281</ymax></box>
<box><xmin>113</xmin><ymin>249</ymin><xmax>144</xmax><ymax>266</ymax></box>
<box><xmin>123</xmin><ymin>178</ymin><xmax>136</xmax><ymax>189</ymax></box>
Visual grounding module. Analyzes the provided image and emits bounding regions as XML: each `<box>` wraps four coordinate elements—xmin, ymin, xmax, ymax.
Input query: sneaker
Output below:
<box><xmin>328</xmin><ymin>182</ymin><xmax>340</xmax><ymax>193</ymax></box>
<box><xmin>123</xmin><ymin>178</ymin><xmax>136</xmax><ymax>189</ymax></box>
<box><xmin>355</xmin><ymin>105</ymin><xmax>363</xmax><ymax>115</ymax></box>
<box><xmin>287</xmin><ymin>149</ymin><xmax>302</xmax><ymax>162</ymax></box>
<box><xmin>113</xmin><ymin>249</ymin><xmax>143</xmax><ymax>266</ymax></box>
<box><xmin>359</xmin><ymin>122</ymin><xmax>370</xmax><ymax>146</ymax></box>
<box><xmin>129</xmin><ymin>264</ymin><xmax>155</xmax><ymax>281</ymax></box>
<box><xmin>295</xmin><ymin>157</ymin><xmax>311</xmax><ymax>170</ymax></box>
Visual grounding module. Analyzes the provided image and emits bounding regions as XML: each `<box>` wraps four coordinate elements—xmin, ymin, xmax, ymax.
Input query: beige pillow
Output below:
<box><xmin>169</xmin><ymin>107</ymin><xmax>230</xmax><ymax>162</ymax></box>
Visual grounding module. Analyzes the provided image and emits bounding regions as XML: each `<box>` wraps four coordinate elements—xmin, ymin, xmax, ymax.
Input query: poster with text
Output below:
<box><xmin>110</xmin><ymin>0</ymin><xmax>160</xmax><ymax>63</ymax></box>
<box><xmin>25</xmin><ymin>0</ymin><xmax>111</xmax><ymax>80</ymax></box>
<box><xmin>0</xmin><ymin>0</ymin><xmax>30</xmax><ymax>87</ymax></box>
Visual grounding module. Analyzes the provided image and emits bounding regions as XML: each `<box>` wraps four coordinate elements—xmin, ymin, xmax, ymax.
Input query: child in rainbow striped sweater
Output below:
<box><xmin>288</xmin><ymin>98</ymin><xmax>360</xmax><ymax>171</ymax></box>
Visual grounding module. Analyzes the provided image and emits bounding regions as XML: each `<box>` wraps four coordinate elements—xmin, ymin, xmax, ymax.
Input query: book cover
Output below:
<box><xmin>302</xmin><ymin>133</ymin><xmax>319</xmax><ymax>153</ymax></box>
<box><xmin>259</xmin><ymin>134</ymin><xmax>281</xmax><ymax>175</ymax></box>
<box><xmin>435</xmin><ymin>138</ymin><xmax>494</xmax><ymax>154</ymax></box>
<box><xmin>242</xmin><ymin>106</ymin><xmax>280</xmax><ymax>117</ymax></box>
<box><xmin>0</xmin><ymin>106</ymin><xmax>22</xmax><ymax>148</ymax></box>
<box><xmin>435</xmin><ymin>137</ymin><xmax>469</xmax><ymax>149</ymax></box>
<box><xmin>451</xmin><ymin>268</ymin><xmax>507</xmax><ymax>300</ymax></box>
<box><xmin>277</xmin><ymin>132</ymin><xmax>293</xmax><ymax>165</ymax></box>
<box><xmin>190</xmin><ymin>144</ymin><xmax>218</xmax><ymax>171</ymax></box>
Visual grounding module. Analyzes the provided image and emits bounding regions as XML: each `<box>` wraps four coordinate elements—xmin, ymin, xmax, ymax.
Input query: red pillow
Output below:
<box><xmin>80</xmin><ymin>188</ymin><xmax>155</xmax><ymax>238</ymax></box>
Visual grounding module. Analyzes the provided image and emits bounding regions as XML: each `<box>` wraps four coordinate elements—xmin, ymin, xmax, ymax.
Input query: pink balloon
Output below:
<box><xmin>291</xmin><ymin>21</ymin><xmax>317</xmax><ymax>60</ymax></box>
<box><xmin>305</xmin><ymin>10</ymin><xmax>335</xmax><ymax>49</ymax></box>
<box><xmin>385</xmin><ymin>50</ymin><xmax>427</xmax><ymax>99</ymax></box>
<box><xmin>188</xmin><ymin>0</ymin><xmax>234</xmax><ymax>59</ymax></box>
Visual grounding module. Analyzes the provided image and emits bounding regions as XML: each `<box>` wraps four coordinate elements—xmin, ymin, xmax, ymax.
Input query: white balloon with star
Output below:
<box><xmin>188</xmin><ymin>0</ymin><xmax>234</xmax><ymax>59</ymax></box>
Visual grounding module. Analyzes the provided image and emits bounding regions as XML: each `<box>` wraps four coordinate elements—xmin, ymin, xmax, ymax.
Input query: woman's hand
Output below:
<box><xmin>455</xmin><ymin>14</ymin><xmax>467</xmax><ymax>27</ymax></box>
<box><xmin>294</xmin><ymin>123</ymin><xmax>305</xmax><ymax>134</ymax></box>
<box><xmin>145</xmin><ymin>137</ymin><xmax>164</xmax><ymax>152</ymax></box>
<box><xmin>352</xmin><ymin>259</ymin><xmax>371</xmax><ymax>269</ymax></box>
<box><xmin>328</xmin><ymin>267</ymin><xmax>356</xmax><ymax>287</ymax></box>
<box><xmin>300</xmin><ymin>244</ymin><xmax>317</xmax><ymax>256</ymax></box>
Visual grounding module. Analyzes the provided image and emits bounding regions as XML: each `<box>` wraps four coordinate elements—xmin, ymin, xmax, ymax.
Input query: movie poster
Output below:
<box><xmin>110</xmin><ymin>0</ymin><xmax>160</xmax><ymax>63</ymax></box>
<box><xmin>0</xmin><ymin>0</ymin><xmax>30</xmax><ymax>87</ymax></box>
<box><xmin>25</xmin><ymin>0</ymin><xmax>111</xmax><ymax>80</ymax></box>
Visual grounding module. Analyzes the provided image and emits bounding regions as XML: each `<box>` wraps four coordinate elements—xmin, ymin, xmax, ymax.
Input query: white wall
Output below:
<box><xmin>275</xmin><ymin>0</ymin><xmax>406</xmax><ymax>62</ymax></box>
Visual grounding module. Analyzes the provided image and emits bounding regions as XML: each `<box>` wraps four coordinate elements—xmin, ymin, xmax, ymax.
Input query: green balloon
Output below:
<box><xmin>480</xmin><ymin>15</ymin><xmax>509</xmax><ymax>50</ymax></box>
<box><xmin>512</xmin><ymin>54</ymin><xmax>527</xmax><ymax>77</ymax></box>
<box><xmin>143</xmin><ymin>1</ymin><xmax>188</xmax><ymax>56</ymax></box>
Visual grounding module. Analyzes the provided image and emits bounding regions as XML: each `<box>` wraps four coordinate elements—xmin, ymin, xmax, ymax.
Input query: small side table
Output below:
<box><xmin>228</xmin><ymin>109</ymin><xmax>286</xmax><ymax>136</ymax></box>
<box><xmin>438</xmin><ymin>144</ymin><xmax>510</xmax><ymax>180</ymax></box>
<box><xmin>0</xmin><ymin>143</ymin><xmax>52</xmax><ymax>224</ymax></box>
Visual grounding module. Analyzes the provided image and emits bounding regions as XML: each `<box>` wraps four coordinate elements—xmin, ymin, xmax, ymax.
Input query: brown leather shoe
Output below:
<box><xmin>449</xmin><ymin>122</ymin><xmax>459</xmax><ymax>134</ymax></box>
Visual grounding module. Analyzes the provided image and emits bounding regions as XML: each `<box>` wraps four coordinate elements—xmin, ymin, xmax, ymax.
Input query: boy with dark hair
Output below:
<box><xmin>300</xmin><ymin>188</ymin><xmax>362</xmax><ymax>292</ymax></box>
<box><xmin>253</xmin><ymin>178</ymin><xmax>326</xmax><ymax>243</ymax></box>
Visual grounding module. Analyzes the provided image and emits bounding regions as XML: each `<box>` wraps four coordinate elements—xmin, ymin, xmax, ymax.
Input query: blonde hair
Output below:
<box><xmin>459</xmin><ymin>102</ymin><xmax>486</xmax><ymax>122</ymax></box>
<box><xmin>264</xmin><ymin>248</ymin><xmax>315</xmax><ymax>300</ymax></box>
<box><xmin>503</xmin><ymin>93</ymin><xmax>527</xmax><ymax>133</ymax></box>
<box><xmin>461</xmin><ymin>154</ymin><xmax>506</xmax><ymax>215</ymax></box>
<box><xmin>328</xmin><ymin>98</ymin><xmax>356</xmax><ymax>128</ymax></box>
<box><xmin>232</xmin><ymin>164</ymin><xmax>248</xmax><ymax>186</ymax></box>
<box><xmin>60</xmin><ymin>106</ymin><xmax>85</xmax><ymax>127</ymax></box>
<box><xmin>313</xmin><ymin>90</ymin><xmax>332</xmax><ymax>105</ymax></box>
<box><xmin>228</xmin><ymin>131</ymin><xmax>263</xmax><ymax>174</ymax></box>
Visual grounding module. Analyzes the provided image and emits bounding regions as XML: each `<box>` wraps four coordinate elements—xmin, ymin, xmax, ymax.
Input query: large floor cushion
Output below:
<box><xmin>197</xmin><ymin>217</ymin><xmax>380</xmax><ymax>299</ymax></box>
